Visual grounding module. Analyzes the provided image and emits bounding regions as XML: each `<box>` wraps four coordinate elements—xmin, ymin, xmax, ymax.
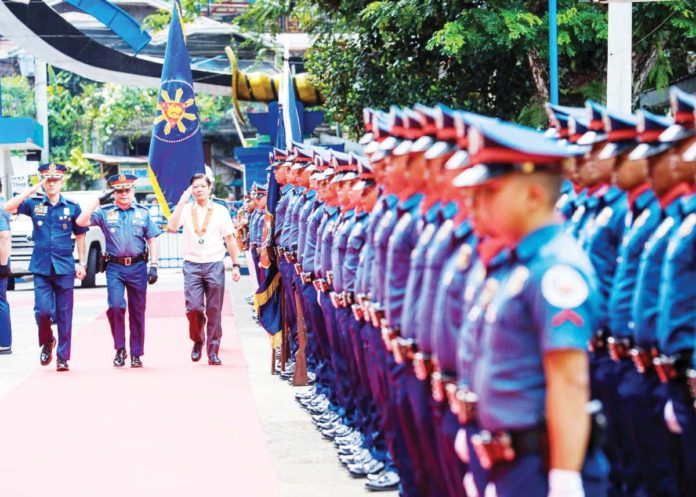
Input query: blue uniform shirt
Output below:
<box><xmin>330</xmin><ymin>209</ymin><xmax>356</xmax><ymax>293</ymax></box>
<box><xmin>427</xmin><ymin>220</ymin><xmax>477</xmax><ymax>368</ymax></box>
<box><xmin>318</xmin><ymin>207</ymin><xmax>341</xmax><ymax>279</ymax></box>
<box><xmin>301</xmin><ymin>202</ymin><xmax>325</xmax><ymax>274</ymax></box>
<box><xmin>354</xmin><ymin>193</ymin><xmax>391</xmax><ymax>298</ymax></box>
<box><xmin>91</xmin><ymin>203</ymin><xmax>161</xmax><ymax>257</ymax></box>
<box><xmin>297</xmin><ymin>190</ymin><xmax>318</xmax><ymax>258</ymax></box>
<box><xmin>633</xmin><ymin>193</ymin><xmax>689</xmax><ymax>348</ymax></box>
<box><xmin>287</xmin><ymin>187</ymin><xmax>306</xmax><ymax>250</ymax></box>
<box><xmin>280</xmin><ymin>187</ymin><xmax>302</xmax><ymax>249</ymax></box>
<box><xmin>274</xmin><ymin>184</ymin><xmax>294</xmax><ymax>245</ymax></box>
<box><xmin>400</xmin><ymin>201</ymin><xmax>446</xmax><ymax>341</ymax></box>
<box><xmin>472</xmin><ymin>224</ymin><xmax>598</xmax><ymax>431</ymax></box>
<box><xmin>343</xmin><ymin>212</ymin><xmax>369</xmax><ymax>293</ymax></box>
<box><xmin>556</xmin><ymin>180</ymin><xmax>577</xmax><ymax>221</ymax></box>
<box><xmin>18</xmin><ymin>195</ymin><xmax>89</xmax><ymax>276</ymax></box>
<box><xmin>658</xmin><ymin>194</ymin><xmax>696</xmax><ymax>355</ymax></box>
<box><xmin>608</xmin><ymin>187</ymin><xmax>660</xmax><ymax>337</ymax></box>
<box><xmin>415</xmin><ymin>209</ymin><xmax>468</xmax><ymax>353</ymax></box>
<box><xmin>583</xmin><ymin>185</ymin><xmax>627</xmax><ymax>332</ymax></box>
<box><xmin>563</xmin><ymin>189</ymin><xmax>588</xmax><ymax>239</ymax></box>
<box><xmin>370</xmin><ymin>194</ymin><xmax>400</xmax><ymax>304</ymax></box>
<box><xmin>385</xmin><ymin>192</ymin><xmax>424</xmax><ymax>330</ymax></box>
<box><xmin>456</xmin><ymin>246</ymin><xmax>506</xmax><ymax>387</ymax></box>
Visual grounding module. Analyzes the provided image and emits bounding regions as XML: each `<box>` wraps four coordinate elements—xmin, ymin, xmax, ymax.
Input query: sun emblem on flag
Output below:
<box><xmin>152</xmin><ymin>80</ymin><xmax>201</xmax><ymax>144</ymax></box>
<box><xmin>154</xmin><ymin>86</ymin><xmax>197</xmax><ymax>135</ymax></box>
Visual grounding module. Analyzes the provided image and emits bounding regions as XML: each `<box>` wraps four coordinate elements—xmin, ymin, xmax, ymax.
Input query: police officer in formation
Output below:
<box><xmin>4</xmin><ymin>163</ymin><xmax>88</xmax><ymax>372</ymax></box>
<box><xmin>257</xmin><ymin>85</ymin><xmax>696</xmax><ymax>497</ymax></box>
<box><xmin>76</xmin><ymin>174</ymin><xmax>162</xmax><ymax>368</ymax></box>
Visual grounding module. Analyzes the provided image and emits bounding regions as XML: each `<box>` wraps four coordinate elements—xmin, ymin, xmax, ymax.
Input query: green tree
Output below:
<box><xmin>64</xmin><ymin>147</ymin><xmax>100</xmax><ymax>190</ymax></box>
<box><xmin>234</xmin><ymin>0</ymin><xmax>694</xmax><ymax>133</ymax></box>
<box><xmin>0</xmin><ymin>75</ymin><xmax>35</xmax><ymax>117</ymax></box>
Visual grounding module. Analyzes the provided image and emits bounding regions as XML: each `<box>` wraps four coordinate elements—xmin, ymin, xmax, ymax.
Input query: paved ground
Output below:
<box><xmin>0</xmin><ymin>270</ymin><xmax>382</xmax><ymax>497</ymax></box>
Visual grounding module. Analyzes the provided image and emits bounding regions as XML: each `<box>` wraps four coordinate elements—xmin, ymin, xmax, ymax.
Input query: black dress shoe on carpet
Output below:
<box><xmin>56</xmin><ymin>358</ymin><xmax>69</xmax><ymax>372</ymax></box>
<box><xmin>130</xmin><ymin>355</ymin><xmax>142</xmax><ymax>368</ymax></box>
<box><xmin>208</xmin><ymin>354</ymin><xmax>222</xmax><ymax>365</ymax></box>
<box><xmin>113</xmin><ymin>348</ymin><xmax>127</xmax><ymax>367</ymax></box>
<box><xmin>365</xmin><ymin>470</ymin><xmax>400</xmax><ymax>491</ymax></box>
<box><xmin>40</xmin><ymin>337</ymin><xmax>56</xmax><ymax>366</ymax></box>
<box><xmin>191</xmin><ymin>342</ymin><xmax>203</xmax><ymax>362</ymax></box>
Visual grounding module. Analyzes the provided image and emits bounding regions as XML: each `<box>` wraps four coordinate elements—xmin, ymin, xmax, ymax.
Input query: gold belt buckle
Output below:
<box><xmin>124</xmin><ymin>257</ymin><xmax>132</xmax><ymax>266</ymax></box>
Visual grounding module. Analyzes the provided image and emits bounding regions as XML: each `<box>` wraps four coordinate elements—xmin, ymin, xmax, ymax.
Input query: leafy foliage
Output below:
<box><xmin>64</xmin><ymin>147</ymin><xmax>100</xmax><ymax>190</ymax></box>
<box><xmin>0</xmin><ymin>75</ymin><xmax>36</xmax><ymax>117</ymax></box>
<box><xmin>234</xmin><ymin>0</ymin><xmax>694</xmax><ymax>134</ymax></box>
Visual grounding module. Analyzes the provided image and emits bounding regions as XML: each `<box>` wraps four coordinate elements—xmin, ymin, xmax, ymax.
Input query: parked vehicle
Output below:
<box><xmin>9</xmin><ymin>191</ymin><xmax>106</xmax><ymax>289</ymax></box>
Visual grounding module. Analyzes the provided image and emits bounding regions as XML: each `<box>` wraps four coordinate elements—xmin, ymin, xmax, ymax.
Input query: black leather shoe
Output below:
<box><xmin>191</xmin><ymin>342</ymin><xmax>203</xmax><ymax>362</ymax></box>
<box><xmin>40</xmin><ymin>337</ymin><xmax>56</xmax><ymax>366</ymax></box>
<box><xmin>0</xmin><ymin>346</ymin><xmax>11</xmax><ymax>355</ymax></box>
<box><xmin>113</xmin><ymin>348</ymin><xmax>127</xmax><ymax>367</ymax></box>
<box><xmin>365</xmin><ymin>471</ymin><xmax>400</xmax><ymax>491</ymax></box>
<box><xmin>56</xmin><ymin>358</ymin><xmax>69</xmax><ymax>372</ymax></box>
<box><xmin>208</xmin><ymin>354</ymin><xmax>222</xmax><ymax>365</ymax></box>
<box><xmin>130</xmin><ymin>355</ymin><xmax>142</xmax><ymax>368</ymax></box>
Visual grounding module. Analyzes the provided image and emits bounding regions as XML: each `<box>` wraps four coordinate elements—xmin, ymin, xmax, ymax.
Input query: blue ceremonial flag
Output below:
<box><xmin>147</xmin><ymin>0</ymin><xmax>204</xmax><ymax>217</ymax></box>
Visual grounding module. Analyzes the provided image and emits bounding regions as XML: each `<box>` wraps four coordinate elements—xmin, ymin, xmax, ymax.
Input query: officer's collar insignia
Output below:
<box><xmin>678</xmin><ymin>213</ymin><xmax>696</xmax><ymax>238</ymax></box>
<box><xmin>506</xmin><ymin>266</ymin><xmax>530</xmax><ymax>297</ymax></box>
<box><xmin>456</xmin><ymin>244</ymin><xmax>473</xmax><ymax>271</ymax></box>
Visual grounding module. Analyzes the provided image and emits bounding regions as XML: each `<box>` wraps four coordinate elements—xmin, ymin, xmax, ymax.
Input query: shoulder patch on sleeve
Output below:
<box><xmin>541</xmin><ymin>265</ymin><xmax>589</xmax><ymax>309</ymax></box>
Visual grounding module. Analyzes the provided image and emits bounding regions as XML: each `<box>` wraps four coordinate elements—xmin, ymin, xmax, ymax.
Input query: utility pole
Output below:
<box><xmin>549</xmin><ymin>0</ymin><xmax>559</xmax><ymax>104</ymax></box>
<box><xmin>34</xmin><ymin>59</ymin><xmax>49</xmax><ymax>161</ymax></box>
<box><xmin>606</xmin><ymin>1</ymin><xmax>633</xmax><ymax>113</ymax></box>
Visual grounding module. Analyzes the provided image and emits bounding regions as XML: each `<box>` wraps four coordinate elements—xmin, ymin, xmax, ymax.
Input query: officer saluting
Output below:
<box><xmin>76</xmin><ymin>174</ymin><xmax>162</xmax><ymax>368</ymax></box>
<box><xmin>3</xmin><ymin>163</ymin><xmax>88</xmax><ymax>371</ymax></box>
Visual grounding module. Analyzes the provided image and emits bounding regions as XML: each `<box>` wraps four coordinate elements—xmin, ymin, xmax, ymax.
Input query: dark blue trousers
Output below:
<box><xmin>616</xmin><ymin>361</ymin><xmax>679</xmax><ymax>497</ymax></box>
<box><xmin>667</xmin><ymin>382</ymin><xmax>696</xmax><ymax>496</ymax></box>
<box><xmin>106</xmin><ymin>261</ymin><xmax>147</xmax><ymax>356</ymax></box>
<box><xmin>486</xmin><ymin>448</ymin><xmax>609</xmax><ymax>497</ymax></box>
<box><xmin>34</xmin><ymin>272</ymin><xmax>74</xmax><ymax>361</ymax></box>
<box><xmin>432</xmin><ymin>398</ymin><xmax>467</xmax><ymax>497</ymax></box>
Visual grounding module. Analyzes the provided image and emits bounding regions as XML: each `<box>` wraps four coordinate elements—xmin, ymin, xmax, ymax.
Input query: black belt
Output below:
<box><xmin>107</xmin><ymin>253</ymin><xmax>147</xmax><ymax>266</ymax></box>
<box><xmin>471</xmin><ymin>427</ymin><xmax>547</xmax><ymax>470</ymax></box>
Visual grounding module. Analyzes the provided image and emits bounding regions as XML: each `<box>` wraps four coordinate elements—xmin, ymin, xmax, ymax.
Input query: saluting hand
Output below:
<box><xmin>98</xmin><ymin>189</ymin><xmax>115</xmax><ymax>205</ymax></box>
<box><xmin>179</xmin><ymin>185</ymin><xmax>193</xmax><ymax>204</ymax></box>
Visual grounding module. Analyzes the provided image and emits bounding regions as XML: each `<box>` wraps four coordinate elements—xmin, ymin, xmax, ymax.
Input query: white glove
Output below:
<box><xmin>548</xmin><ymin>469</ymin><xmax>584</xmax><ymax>497</ymax></box>
<box><xmin>664</xmin><ymin>400</ymin><xmax>683</xmax><ymax>434</ymax></box>
<box><xmin>454</xmin><ymin>427</ymin><xmax>470</xmax><ymax>463</ymax></box>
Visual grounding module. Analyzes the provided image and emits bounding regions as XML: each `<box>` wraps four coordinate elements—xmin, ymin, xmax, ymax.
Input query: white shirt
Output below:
<box><xmin>178</xmin><ymin>201</ymin><xmax>235</xmax><ymax>263</ymax></box>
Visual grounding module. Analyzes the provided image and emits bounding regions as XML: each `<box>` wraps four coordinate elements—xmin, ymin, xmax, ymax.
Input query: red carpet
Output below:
<box><xmin>0</xmin><ymin>291</ymin><xmax>281</xmax><ymax>497</ymax></box>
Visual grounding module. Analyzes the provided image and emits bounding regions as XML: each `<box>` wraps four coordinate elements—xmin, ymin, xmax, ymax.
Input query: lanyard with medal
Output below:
<box><xmin>192</xmin><ymin>203</ymin><xmax>213</xmax><ymax>245</ymax></box>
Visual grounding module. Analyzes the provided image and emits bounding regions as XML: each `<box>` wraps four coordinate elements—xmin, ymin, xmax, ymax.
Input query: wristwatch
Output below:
<box><xmin>232</xmin><ymin>263</ymin><xmax>241</xmax><ymax>269</ymax></box>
